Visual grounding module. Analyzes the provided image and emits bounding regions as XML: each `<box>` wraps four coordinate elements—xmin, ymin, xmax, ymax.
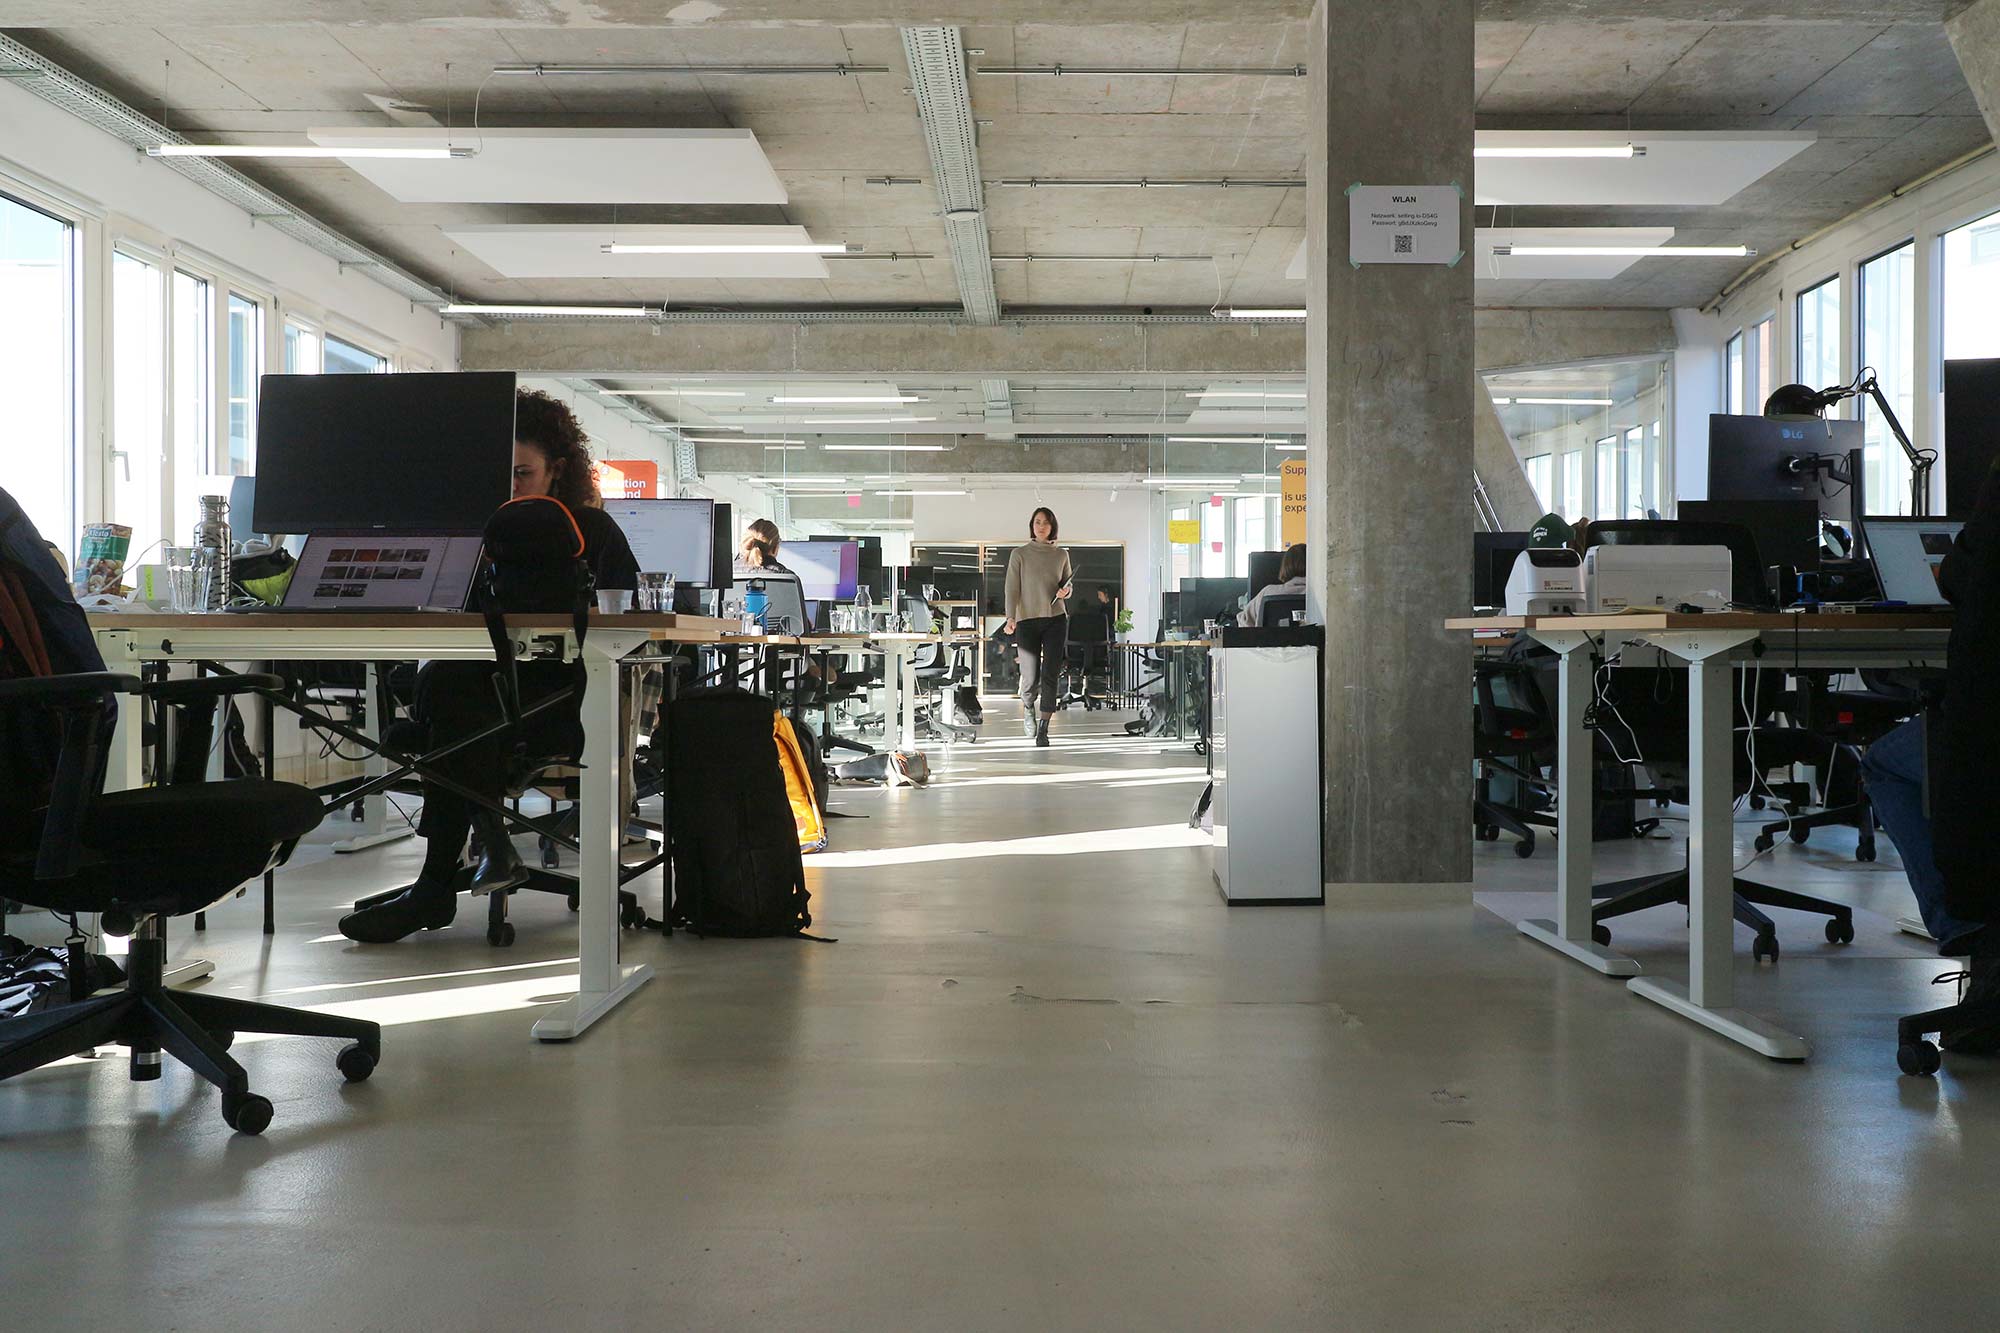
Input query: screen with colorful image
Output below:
<box><xmin>282</xmin><ymin>531</ymin><xmax>484</xmax><ymax>611</ymax></box>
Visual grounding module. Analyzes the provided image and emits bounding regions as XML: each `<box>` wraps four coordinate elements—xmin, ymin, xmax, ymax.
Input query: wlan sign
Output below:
<box><xmin>1346</xmin><ymin>183</ymin><xmax>1463</xmax><ymax>267</ymax></box>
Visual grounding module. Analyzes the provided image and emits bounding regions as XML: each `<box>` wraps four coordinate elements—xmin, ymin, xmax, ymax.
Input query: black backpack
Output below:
<box><xmin>477</xmin><ymin>495</ymin><xmax>594</xmax><ymax>750</ymax></box>
<box><xmin>662</xmin><ymin>688</ymin><xmax>824</xmax><ymax>939</ymax></box>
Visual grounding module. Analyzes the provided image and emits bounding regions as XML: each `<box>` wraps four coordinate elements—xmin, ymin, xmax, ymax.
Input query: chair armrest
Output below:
<box><xmin>0</xmin><ymin>671</ymin><xmax>143</xmax><ymax>702</ymax></box>
<box><xmin>143</xmin><ymin>673</ymin><xmax>287</xmax><ymax>705</ymax></box>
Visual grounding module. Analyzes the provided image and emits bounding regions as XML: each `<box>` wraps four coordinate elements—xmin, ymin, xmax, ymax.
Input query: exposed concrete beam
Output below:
<box><xmin>462</xmin><ymin>308</ymin><xmax>1673</xmax><ymax>380</ymax></box>
<box><xmin>1949</xmin><ymin>0</ymin><xmax>2000</xmax><ymax>147</ymax></box>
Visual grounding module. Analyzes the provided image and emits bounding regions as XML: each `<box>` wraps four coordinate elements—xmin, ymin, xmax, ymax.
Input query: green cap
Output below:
<box><xmin>1528</xmin><ymin>512</ymin><xmax>1574</xmax><ymax>548</ymax></box>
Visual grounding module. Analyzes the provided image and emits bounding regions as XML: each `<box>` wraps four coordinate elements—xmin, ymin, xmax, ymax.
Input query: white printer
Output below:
<box><xmin>1504</xmin><ymin>547</ymin><xmax>1586</xmax><ymax>616</ymax></box>
<box><xmin>1585</xmin><ymin>544</ymin><xmax>1732</xmax><ymax>613</ymax></box>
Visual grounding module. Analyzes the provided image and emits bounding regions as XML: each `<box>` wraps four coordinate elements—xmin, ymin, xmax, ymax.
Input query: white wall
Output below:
<box><xmin>912</xmin><ymin>486</ymin><xmax>1157</xmax><ymax>636</ymax></box>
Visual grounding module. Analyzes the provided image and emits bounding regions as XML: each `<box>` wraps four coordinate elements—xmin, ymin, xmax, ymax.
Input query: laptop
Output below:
<box><xmin>279</xmin><ymin>531</ymin><xmax>485</xmax><ymax>612</ymax></box>
<box><xmin>1864</xmin><ymin>517</ymin><xmax>1965</xmax><ymax>610</ymax></box>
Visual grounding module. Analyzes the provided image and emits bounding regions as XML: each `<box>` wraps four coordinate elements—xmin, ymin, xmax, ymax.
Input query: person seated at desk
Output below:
<box><xmin>1861</xmin><ymin>457</ymin><xmax>2000</xmax><ymax>1046</ymax></box>
<box><xmin>736</xmin><ymin>517</ymin><xmax>791</xmax><ymax>578</ymax></box>
<box><xmin>340</xmin><ymin>389</ymin><xmax>638</xmax><ymax>944</ymax></box>
<box><xmin>1238</xmin><ymin>544</ymin><xmax>1307</xmax><ymax>627</ymax></box>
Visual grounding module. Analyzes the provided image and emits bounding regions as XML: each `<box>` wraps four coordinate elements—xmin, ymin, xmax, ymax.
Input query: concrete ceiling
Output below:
<box><xmin>6</xmin><ymin>10</ymin><xmax>1991</xmax><ymax>316</ymax></box>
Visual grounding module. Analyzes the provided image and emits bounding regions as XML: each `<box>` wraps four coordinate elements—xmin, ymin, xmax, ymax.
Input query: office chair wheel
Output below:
<box><xmin>337</xmin><ymin>1043</ymin><xmax>378</xmax><ymax>1083</ymax></box>
<box><xmin>487</xmin><ymin>921</ymin><xmax>516</xmax><ymax>948</ymax></box>
<box><xmin>620</xmin><ymin>900</ymin><xmax>648</xmax><ymax>930</ymax></box>
<box><xmin>541</xmin><ymin>841</ymin><xmax>560</xmax><ymax>870</ymax></box>
<box><xmin>1898</xmin><ymin>1040</ymin><xmax>1941</xmax><ymax>1077</ymax></box>
<box><xmin>1752</xmin><ymin>832</ymin><xmax>1775</xmax><ymax>854</ymax></box>
<box><xmin>1826</xmin><ymin>917</ymin><xmax>1855</xmax><ymax>945</ymax></box>
<box><xmin>1592</xmin><ymin>924</ymin><xmax>1612</xmax><ymax>947</ymax></box>
<box><xmin>211</xmin><ymin>1029</ymin><xmax>234</xmax><ymax>1052</ymax></box>
<box><xmin>222</xmin><ymin>1091</ymin><xmax>273</xmax><ymax>1136</ymax></box>
<box><xmin>1856</xmin><ymin>839</ymin><xmax>1877</xmax><ymax>863</ymax></box>
<box><xmin>1789</xmin><ymin>825</ymin><xmax>1810</xmax><ymax>845</ymax></box>
<box><xmin>567</xmin><ymin>890</ymin><xmax>581</xmax><ymax>911</ymax></box>
<box><xmin>1513</xmin><ymin>838</ymin><xmax>1534</xmax><ymax>859</ymax></box>
<box><xmin>1475</xmin><ymin>825</ymin><xmax>1499</xmax><ymax>842</ymax></box>
<box><xmin>1748</xmin><ymin>795</ymin><xmax>1766</xmax><ymax>811</ymax></box>
<box><xmin>351</xmin><ymin>802</ymin><xmax>365</xmax><ymax>823</ymax></box>
<box><xmin>1752</xmin><ymin>933</ymin><xmax>1780</xmax><ymax>964</ymax></box>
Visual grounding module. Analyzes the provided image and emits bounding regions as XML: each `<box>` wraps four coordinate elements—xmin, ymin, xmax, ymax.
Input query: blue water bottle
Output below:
<box><xmin>744</xmin><ymin>583</ymin><xmax>769</xmax><ymax>630</ymax></box>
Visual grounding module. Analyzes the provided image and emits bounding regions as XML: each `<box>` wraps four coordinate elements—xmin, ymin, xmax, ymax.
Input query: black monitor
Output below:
<box><xmin>1473</xmin><ymin>532</ymin><xmax>1529</xmax><ymax>611</ymax></box>
<box><xmin>1247</xmin><ymin>550</ymin><xmax>1285</xmax><ymax>602</ymax></box>
<box><xmin>708</xmin><ymin>502</ymin><xmax>735</xmax><ymax>591</ymax></box>
<box><xmin>1677</xmin><ymin>500</ymin><xmax>1821</xmax><ymax>577</ymax></box>
<box><xmin>854</xmin><ymin>536</ymin><xmax>886</xmax><ymax>598</ymax></box>
<box><xmin>253</xmin><ymin>371</ymin><xmax>515</xmax><ymax>533</ymax></box>
<box><xmin>1159</xmin><ymin>591</ymin><xmax>1181</xmax><ymax>637</ymax></box>
<box><xmin>788</xmin><ymin>539</ymin><xmax>861</xmax><ymax>600</ymax></box>
<box><xmin>1945</xmin><ymin>358</ymin><xmax>2000</xmax><ymax>516</ymax></box>
<box><xmin>1706</xmin><ymin>413</ymin><xmax>1863</xmax><ymax>528</ymax></box>
<box><xmin>601</xmin><ymin>497</ymin><xmax>716</xmax><ymax>586</ymax></box>
<box><xmin>1176</xmin><ymin>576</ymin><xmax>1245</xmax><ymax>630</ymax></box>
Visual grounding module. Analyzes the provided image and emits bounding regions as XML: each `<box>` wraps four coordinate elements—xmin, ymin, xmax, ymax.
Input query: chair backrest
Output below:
<box><xmin>1067</xmin><ymin>610</ymin><xmax>1110</xmax><ymax>645</ymax></box>
<box><xmin>903</xmin><ymin>595</ymin><xmax>936</xmax><ymax>634</ymax></box>
<box><xmin>1259</xmin><ymin>594</ymin><xmax>1308</xmax><ymax>626</ymax></box>
<box><xmin>1585</xmin><ymin>519</ymin><xmax>1771</xmax><ymax>610</ymax></box>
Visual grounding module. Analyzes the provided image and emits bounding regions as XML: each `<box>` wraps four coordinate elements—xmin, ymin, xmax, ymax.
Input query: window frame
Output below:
<box><xmin>0</xmin><ymin>183</ymin><xmax>86</xmax><ymax>554</ymax></box>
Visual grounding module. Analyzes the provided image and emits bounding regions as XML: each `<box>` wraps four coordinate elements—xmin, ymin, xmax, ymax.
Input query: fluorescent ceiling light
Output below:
<box><xmin>1242</xmin><ymin>474</ymin><xmax>1279</xmax><ymax>481</ymax></box>
<box><xmin>996</xmin><ymin>177</ymin><xmax>1300</xmax><ymax>189</ymax></box>
<box><xmin>989</xmin><ymin>254</ymin><xmax>1213</xmax><ymax>263</ymax></box>
<box><xmin>974</xmin><ymin>65</ymin><xmax>1306</xmax><ymax>78</ymax></box>
<box><xmin>822</xmin><ymin>443</ymin><xmax>948</xmax><ymax>452</ymax></box>
<box><xmin>874</xmin><ymin>489</ymin><xmax>968</xmax><ymax>496</ymax></box>
<box><xmin>603</xmin><ymin>242</ymin><xmax>857</xmax><ymax>255</ymax></box>
<box><xmin>1192</xmin><ymin>391</ymin><xmax>1307</xmax><ymax>400</ymax></box>
<box><xmin>1217</xmin><ymin>307</ymin><xmax>1308</xmax><ymax>320</ymax></box>
<box><xmin>1474</xmin><ymin>144</ymin><xmax>1638</xmax><ymax>159</ymax></box>
<box><xmin>150</xmin><ymin>144</ymin><xmax>475</xmax><ymax>160</ymax></box>
<box><xmin>1168</xmin><ymin>436</ymin><xmax>1291</xmax><ymax>444</ymax></box>
<box><xmin>1274</xmin><ymin>444</ymin><xmax>1306</xmax><ymax>452</ymax></box>
<box><xmin>440</xmin><ymin>303</ymin><xmax>653</xmax><ymax>318</ymax></box>
<box><xmin>492</xmin><ymin>63</ymin><xmax>890</xmax><ymax>77</ymax></box>
<box><xmin>602</xmin><ymin>388</ymin><xmax>744</xmax><ymax>398</ymax></box>
<box><xmin>1142</xmin><ymin>477</ymin><xmax>1240</xmax><ymax>486</ymax></box>
<box><xmin>771</xmin><ymin>395</ymin><xmax>922</xmax><ymax>404</ymax></box>
<box><xmin>681</xmin><ymin>436</ymin><xmax>806</xmax><ymax>445</ymax></box>
<box><xmin>801</xmin><ymin>416</ymin><xmax>936</xmax><ymax>425</ymax></box>
<box><xmin>1492</xmin><ymin>244</ymin><xmax>1752</xmax><ymax>258</ymax></box>
<box><xmin>1510</xmin><ymin>396</ymin><xmax>1615</xmax><ymax>406</ymax></box>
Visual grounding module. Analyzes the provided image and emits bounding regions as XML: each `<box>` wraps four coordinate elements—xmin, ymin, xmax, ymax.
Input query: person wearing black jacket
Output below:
<box><xmin>341</xmin><ymin>390</ymin><xmax>637</xmax><ymax>944</ymax></box>
<box><xmin>1862</xmin><ymin>458</ymin><xmax>2000</xmax><ymax>1048</ymax></box>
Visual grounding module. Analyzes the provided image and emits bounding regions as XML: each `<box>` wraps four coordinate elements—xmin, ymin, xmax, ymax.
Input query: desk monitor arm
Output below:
<box><xmin>1814</xmin><ymin>370</ymin><xmax>1936</xmax><ymax>516</ymax></box>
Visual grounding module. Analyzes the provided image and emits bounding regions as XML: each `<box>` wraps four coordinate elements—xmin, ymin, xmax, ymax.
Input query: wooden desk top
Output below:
<box><xmin>1448</xmin><ymin>611</ymin><xmax>1953</xmax><ymax>634</ymax></box>
<box><xmin>88</xmin><ymin>609</ymin><xmax>741</xmax><ymax>634</ymax></box>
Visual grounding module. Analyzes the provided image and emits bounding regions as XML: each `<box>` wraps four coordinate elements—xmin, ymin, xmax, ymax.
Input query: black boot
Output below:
<box><xmin>339</xmin><ymin>878</ymin><xmax>456</xmax><ymax>944</ymax></box>
<box><xmin>1034</xmin><ymin>716</ymin><xmax>1051</xmax><ymax>747</ymax></box>
<box><xmin>470</xmin><ymin>810</ymin><xmax>531</xmax><ymax>896</ymax></box>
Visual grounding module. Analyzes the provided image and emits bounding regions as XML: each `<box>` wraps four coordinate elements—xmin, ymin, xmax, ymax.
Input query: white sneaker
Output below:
<box><xmin>1021</xmin><ymin>714</ymin><xmax>1038</xmax><ymax>738</ymax></box>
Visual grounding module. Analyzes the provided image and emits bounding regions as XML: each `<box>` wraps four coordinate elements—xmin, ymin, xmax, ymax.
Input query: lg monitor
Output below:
<box><xmin>1945</xmin><ymin>359</ymin><xmax>2000</xmax><ymax>516</ymax></box>
<box><xmin>601</xmin><ymin>497</ymin><xmax>716</xmax><ymax>586</ymax></box>
<box><xmin>1706</xmin><ymin>413</ymin><xmax>1863</xmax><ymax>529</ymax></box>
<box><xmin>253</xmin><ymin>371</ymin><xmax>516</xmax><ymax>533</ymax></box>
<box><xmin>787</xmin><ymin>538</ymin><xmax>861</xmax><ymax>601</ymax></box>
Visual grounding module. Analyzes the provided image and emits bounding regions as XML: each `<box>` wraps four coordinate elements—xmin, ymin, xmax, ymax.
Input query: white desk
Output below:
<box><xmin>1449</xmin><ymin>612</ymin><xmax>1951</xmax><ymax>1061</ymax></box>
<box><xmin>90</xmin><ymin>610</ymin><xmax>735</xmax><ymax>1043</ymax></box>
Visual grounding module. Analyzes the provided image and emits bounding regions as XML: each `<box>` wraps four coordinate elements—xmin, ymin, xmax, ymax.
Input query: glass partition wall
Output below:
<box><xmin>1484</xmin><ymin>356</ymin><xmax>1670</xmax><ymax>524</ymax></box>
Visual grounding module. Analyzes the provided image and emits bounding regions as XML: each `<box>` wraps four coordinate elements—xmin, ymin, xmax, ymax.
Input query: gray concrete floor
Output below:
<box><xmin>5</xmin><ymin>704</ymin><xmax>2000</xmax><ymax>1329</ymax></box>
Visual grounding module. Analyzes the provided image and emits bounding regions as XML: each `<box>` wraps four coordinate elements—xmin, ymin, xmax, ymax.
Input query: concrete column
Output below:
<box><xmin>1948</xmin><ymin>0</ymin><xmax>2000</xmax><ymax>145</ymax></box>
<box><xmin>1305</xmin><ymin>0</ymin><xmax>1475</xmax><ymax>897</ymax></box>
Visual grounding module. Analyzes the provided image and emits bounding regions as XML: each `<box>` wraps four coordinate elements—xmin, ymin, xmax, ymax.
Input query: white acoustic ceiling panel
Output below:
<box><xmin>1476</xmin><ymin>227</ymin><xmax>1678</xmax><ymax>281</ymax></box>
<box><xmin>304</xmin><ymin>127</ymin><xmax>787</xmax><ymax>204</ymax></box>
<box><xmin>442</xmin><ymin>226</ymin><xmax>833</xmax><ymax>279</ymax></box>
<box><xmin>1475</xmin><ymin>131</ymin><xmax>1813</xmax><ymax>207</ymax></box>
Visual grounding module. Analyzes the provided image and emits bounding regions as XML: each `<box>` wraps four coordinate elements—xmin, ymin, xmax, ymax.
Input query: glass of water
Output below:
<box><xmin>164</xmin><ymin>546</ymin><xmax>200</xmax><ymax>613</ymax></box>
<box><xmin>638</xmin><ymin>571</ymin><xmax>672</xmax><ymax>612</ymax></box>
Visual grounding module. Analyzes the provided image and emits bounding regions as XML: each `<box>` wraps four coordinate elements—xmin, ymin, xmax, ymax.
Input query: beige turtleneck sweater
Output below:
<box><xmin>1005</xmin><ymin>540</ymin><xmax>1073</xmax><ymax>624</ymax></box>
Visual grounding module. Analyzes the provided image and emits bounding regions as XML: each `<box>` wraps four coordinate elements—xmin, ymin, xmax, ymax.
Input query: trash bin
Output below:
<box><xmin>1211</xmin><ymin>624</ymin><xmax>1324</xmax><ymax>904</ymax></box>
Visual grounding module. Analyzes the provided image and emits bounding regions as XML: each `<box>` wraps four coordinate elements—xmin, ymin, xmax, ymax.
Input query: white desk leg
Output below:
<box><xmin>534</xmin><ymin>649</ymin><xmax>652</xmax><ymax>1041</ymax></box>
<box><xmin>333</xmin><ymin>663</ymin><xmax>414</xmax><ymax>853</ymax></box>
<box><xmin>1517</xmin><ymin>630</ymin><xmax>1638</xmax><ymax>976</ymax></box>
<box><xmin>900</xmin><ymin>650</ymin><xmax>919</xmax><ymax>752</ymax></box>
<box><xmin>879</xmin><ymin>647</ymin><xmax>902</xmax><ymax>747</ymax></box>
<box><xmin>1628</xmin><ymin>640</ymin><xmax>1809</xmax><ymax>1061</ymax></box>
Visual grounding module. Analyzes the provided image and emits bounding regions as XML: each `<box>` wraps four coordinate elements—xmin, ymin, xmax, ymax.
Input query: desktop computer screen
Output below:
<box><xmin>788</xmin><ymin>539</ymin><xmax>861</xmax><ymax>600</ymax></box>
<box><xmin>1707</xmin><ymin>414</ymin><xmax>1863</xmax><ymax>527</ymax></box>
<box><xmin>254</xmin><ymin>371</ymin><xmax>516</xmax><ymax>533</ymax></box>
<box><xmin>602</xmin><ymin>497</ymin><xmax>716</xmax><ymax>586</ymax></box>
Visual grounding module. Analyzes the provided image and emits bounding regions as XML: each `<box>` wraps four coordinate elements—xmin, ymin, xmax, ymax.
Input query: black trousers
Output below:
<box><xmin>1014</xmin><ymin>615</ymin><xmax>1067</xmax><ymax>716</ymax></box>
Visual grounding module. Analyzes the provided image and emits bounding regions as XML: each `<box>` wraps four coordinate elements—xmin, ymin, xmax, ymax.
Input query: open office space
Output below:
<box><xmin>9</xmin><ymin>2</ymin><xmax>2000</xmax><ymax>1326</ymax></box>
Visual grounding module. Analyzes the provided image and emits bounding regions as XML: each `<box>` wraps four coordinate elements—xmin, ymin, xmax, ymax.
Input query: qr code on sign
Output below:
<box><xmin>1393</xmin><ymin>234</ymin><xmax>1414</xmax><ymax>254</ymax></box>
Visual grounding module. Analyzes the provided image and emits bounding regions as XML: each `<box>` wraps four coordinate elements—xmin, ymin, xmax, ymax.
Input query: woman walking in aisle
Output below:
<box><xmin>1003</xmin><ymin>506</ymin><xmax>1073</xmax><ymax>747</ymax></box>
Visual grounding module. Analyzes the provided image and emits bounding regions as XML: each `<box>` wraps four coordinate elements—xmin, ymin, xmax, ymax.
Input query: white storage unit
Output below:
<box><xmin>1211</xmin><ymin>626</ymin><xmax>1324</xmax><ymax>904</ymax></box>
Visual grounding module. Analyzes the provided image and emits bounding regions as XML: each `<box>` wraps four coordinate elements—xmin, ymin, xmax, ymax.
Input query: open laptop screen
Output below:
<box><xmin>281</xmin><ymin>531</ymin><xmax>484</xmax><ymax>611</ymax></box>
<box><xmin>1865</xmin><ymin>517</ymin><xmax>1965</xmax><ymax>606</ymax></box>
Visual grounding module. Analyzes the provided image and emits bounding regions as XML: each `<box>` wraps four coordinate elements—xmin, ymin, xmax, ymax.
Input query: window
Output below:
<box><xmin>226</xmin><ymin>294</ymin><xmax>261</xmax><ymax>475</ymax></box>
<box><xmin>1796</xmin><ymin>277</ymin><xmax>1842</xmax><ymax>404</ymax></box>
<box><xmin>1169</xmin><ymin>505</ymin><xmax>1193</xmax><ymax>587</ymax></box>
<box><xmin>1752</xmin><ymin>316</ymin><xmax>1775</xmax><ymax>413</ymax></box>
<box><xmin>1725</xmin><ymin>331</ymin><xmax>1745</xmax><ymax>415</ymax></box>
<box><xmin>284</xmin><ymin>321</ymin><xmax>319</xmax><ymax>375</ymax></box>
<box><xmin>1623</xmin><ymin>426</ymin><xmax>1646</xmax><ymax>519</ymax></box>
<box><xmin>1232</xmin><ymin>497</ymin><xmax>1268</xmax><ymax>577</ymax></box>
<box><xmin>171</xmin><ymin>271</ymin><xmax>212</xmax><ymax>546</ymax></box>
<box><xmin>324</xmin><ymin>333</ymin><xmax>387</xmax><ymax>375</ymax></box>
<box><xmin>0</xmin><ymin>193</ymin><xmax>77</xmax><ymax>551</ymax></box>
<box><xmin>1594</xmin><ymin>434</ymin><xmax>1620</xmax><ymax>520</ymax></box>
<box><xmin>1943</xmin><ymin>208</ymin><xmax>2000</xmax><ymax>360</ymax></box>
<box><xmin>1525</xmin><ymin>454</ymin><xmax>1553</xmax><ymax>511</ymax></box>
<box><xmin>1200</xmin><ymin>496</ymin><xmax>1226</xmax><ymax>577</ymax></box>
<box><xmin>1559</xmin><ymin>451</ymin><xmax>1584</xmax><ymax>521</ymax></box>
<box><xmin>112</xmin><ymin>251</ymin><xmax>166</xmax><ymax>562</ymax></box>
<box><xmin>1860</xmin><ymin>241</ymin><xmax>1917</xmax><ymax>514</ymax></box>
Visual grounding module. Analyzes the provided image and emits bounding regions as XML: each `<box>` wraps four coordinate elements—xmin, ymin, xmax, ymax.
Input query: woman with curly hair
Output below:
<box><xmin>341</xmin><ymin>388</ymin><xmax>638</xmax><ymax>944</ymax></box>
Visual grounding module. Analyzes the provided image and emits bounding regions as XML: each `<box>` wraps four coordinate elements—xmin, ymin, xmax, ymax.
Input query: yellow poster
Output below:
<box><xmin>1281</xmin><ymin>458</ymin><xmax>1307</xmax><ymax>546</ymax></box>
<box><xmin>1168</xmin><ymin>519</ymin><xmax>1202</xmax><ymax>544</ymax></box>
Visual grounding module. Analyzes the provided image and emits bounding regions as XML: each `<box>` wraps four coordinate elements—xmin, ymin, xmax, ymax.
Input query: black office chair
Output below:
<box><xmin>1472</xmin><ymin>659</ymin><xmax>1558</xmax><ymax>858</ymax></box>
<box><xmin>1753</xmin><ymin>670</ymin><xmax>1921</xmax><ymax>863</ymax></box>
<box><xmin>1257</xmin><ymin>594</ymin><xmax>1308</xmax><ymax>627</ymax></box>
<box><xmin>1059</xmin><ymin>610</ymin><xmax>1112</xmax><ymax>711</ymax></box>
<box><xmin>0</xmin><ymin>537</ymin><xmax>380</xmax><ymax>1135</ymax></box>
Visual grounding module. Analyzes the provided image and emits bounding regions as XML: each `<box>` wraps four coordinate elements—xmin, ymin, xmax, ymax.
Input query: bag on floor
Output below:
<box><xmin>662</xmin><ymin>687</ymin><xmax>823</xmax><ymax>938</ymax></box>
<box><xmin>832</xmin><ymin>749</ymin><xmax>930</xmax><ymax>787</ymax></box>
<box><xmin>952</xmin><ymin>685</ymin><xmax>983</xmax><ymax>724</ymax></box>
<box><xmin>776</xmin><ymin>714</ymin><xmax>829</xmax><ymax>853</ymax></box>
<box><xmin>1126</xmin><ymin>693</ymin><xmax>1171</xmax><ymax>736</ymax></box>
